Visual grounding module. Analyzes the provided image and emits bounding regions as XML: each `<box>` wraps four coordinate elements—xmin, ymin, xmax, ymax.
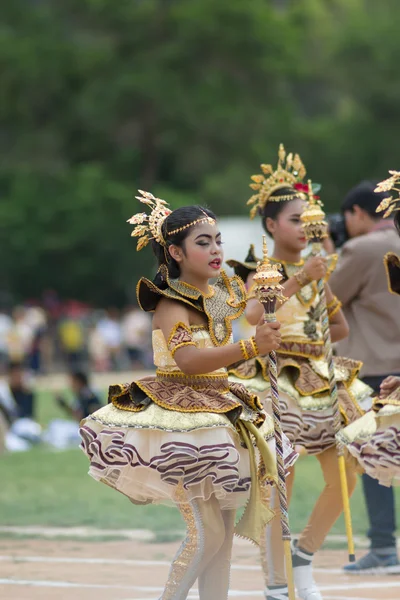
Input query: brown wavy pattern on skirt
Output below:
<box><xmin>345</xmin><ymin>426</ymin><xmax>400</xmax><ymax>486</ymax></box>
<box><xmin>279</xmin><ymin>395</ymin><xmax>337</xmax><ymax>455</ymax></box>
<box><xmin>80</xmin><ymin>425</ymin><xmax>252</xmax><ymax>493</ymax></box>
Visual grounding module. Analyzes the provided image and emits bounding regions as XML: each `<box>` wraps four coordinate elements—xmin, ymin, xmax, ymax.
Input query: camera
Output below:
<box><xmin>327</xmin><ymin>213</ymin><xmax>348</xmax><ymax>249</ymax></box>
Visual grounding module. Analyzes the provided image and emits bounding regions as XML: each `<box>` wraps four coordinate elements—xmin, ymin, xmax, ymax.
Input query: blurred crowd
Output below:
<box><xmin>0</xmin><ymin>292</ymin><xmax>152</xmax><ymax>375</ymax></box>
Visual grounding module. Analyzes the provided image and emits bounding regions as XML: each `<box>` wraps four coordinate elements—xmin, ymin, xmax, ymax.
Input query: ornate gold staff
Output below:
<box><xmin>253</xmin><ymin>237</ymin><xmax>295</xmax><ymax>600</ymax></box>
<box><xmin>301</xmin><ymin>180</ymin><xmax>356</xmax><ymax>563</ymax></box>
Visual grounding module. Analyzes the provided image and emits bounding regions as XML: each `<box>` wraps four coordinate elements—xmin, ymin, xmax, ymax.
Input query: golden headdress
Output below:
<box><xmin>127</xmin><ymin>190</ymin><xmax>216</xmax><ymax>251</ymax></box>
<box><xmin>375</xmin><ymin>171</ymin><xmax>400</xmax><ymax>218</ymax></box>
<box><xmin>247</xmin><ymin>143</ymin><xmax>307</xmax><ymax>219</ymax></box>
<box><xmin>127</xmin><ymin>190</ymin><xmax>172</xmax><ymax>251</ymax></box>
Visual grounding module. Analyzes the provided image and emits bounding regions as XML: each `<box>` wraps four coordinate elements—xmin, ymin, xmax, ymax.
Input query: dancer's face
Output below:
<box><xmin>265</xmin><ymin>199</ymin><xmax>308</xmax><ymax>253</ymax></box>
<box><xmin>169</xmin><ymin>221</ymin><xmax>224</xmax><ymax>282</ymax></box>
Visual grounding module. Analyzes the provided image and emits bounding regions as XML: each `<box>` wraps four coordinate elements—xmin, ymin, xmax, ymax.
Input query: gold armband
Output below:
<box><xmin>168</xmin><ymin>322</ymin><xmax>196</xmax><ymax>358</ymax></box>
<box><xmin>294</xmin><ymin>269</ymin><xmax>312</xmax><ymax>288</ymax></box>
<box><xmin>250</xmin><ymin>336</ymin><xmax>259</xmax><ymax>356</ymax></box>
<box><xmin>327</xmin><ymin>295</ymin><xmax>342</xmax><ymax>319</ymax></box>
<box><xmin>239</xmin><ymin>338</ymin><xmax>258</xmax><ymax>361</ymax></box>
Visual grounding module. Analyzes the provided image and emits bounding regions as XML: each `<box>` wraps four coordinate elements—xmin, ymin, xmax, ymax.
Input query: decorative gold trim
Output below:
<box><xmin>247</xmin><ymin>144</ymin><xmax>306</xmax><ymax>219</ymax></box>
<box><xmin>240</xmin><ymin>339</ymin><xmax>250</xmax><ymax>361</ymax></box>
<box><xmin>383</xmin><ymin>252</ymin><xmax>400</xmax><ymax>295</ymax></box>
<box><xmin>190</xmin><ymin>324</ymin><xmax>208</xmax><ymax>332</ymax></box>
<box><xmin>136</xmin><ymin>274</ymin><xmax>203</xmax><ymax>313</ymax></box>
<box><xmin>156</xmin><ymin>370</ymin><xmax>230</xmax><ymax>393</ymax></box>
<box><xmin>171</xmin><ymin>341</ymin><xmax>196</xmax><ymax>358</ymax></box>
<box><xmin>324</xmin><ymin>254</ymin><xmax>338</xmax><ymax>281</ymax></box>
<box><xmin>134</xmin><ymin>380</ymin><xmax>238</xmax><ymax>414</ymax></box>
<box><xmin>244</xmin><ymin>339</ymin><xmax>257</xmax><ymax>360</ymax></box>
<box><xmin>161</xmin><ymin>483</ymin><xmax>202</xmax><ymax>600</ymax></box>
<box><xmin>250</xmin><ymin>336</ymin><xmax>259</xmax><ymax>356</ymax></box>
<box><xmin>327</xmin><ymin>299</ymin><xmax>342</xmax><ymax>319</ymax></box>
<box><xmin>203</xmin><ymin>271</ymin><xmax>247</xmax><ymax>347</ymax></box>
<box><xmin>156</xmin><ymin>369</ymin><xmax>227</xmax><ymax>380</ymax></box>
<box><xmin>294</xmin><ymin>269</ymin><xmax>312</xmax><ymax>288</ymax></box>
<box><xmin>167</xmin><ymin>215</ymin><xmax>216</xmax><ymax>237</ymax></box>
<box><xmin>167</xmin><ymin>321</ymin><xmax>192</xmax><ymax>345</ymax></box>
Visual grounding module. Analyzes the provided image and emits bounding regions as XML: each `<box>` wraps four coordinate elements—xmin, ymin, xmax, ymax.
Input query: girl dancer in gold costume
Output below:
<box><xmin>228</xmin><ymin>146</ymin><xmax>372</xmax><ymax>600</ymax></box>
<box><xmin>79</xmin><ymin>191</ymin><xmax>297</xmax><ymax>600</ymax></box>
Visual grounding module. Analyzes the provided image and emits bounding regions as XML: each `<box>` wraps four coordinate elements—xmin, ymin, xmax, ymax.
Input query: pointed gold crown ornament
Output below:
<box><xmin>247</xmin><ymin>143</ymin><xmax>307</xmax><ymax>219</ymax></box>
<box><xmin>301</xmin><ymin>180</ymin><xmax>328</xmax><ymax>242</ymax></box>
<box><xmin>375</xmin><ymin>171</ymin><xmax>400</xmax><ymax>218</ymax></box>
<box><xmin>127</xmin><ymin>190</ymin><xmax>216</xmax><ymax>251</ymax></box>
<box><xmin>253</xmin><ymin>236</ymin><xmax>287</xmax><ymax>307</ymax></box>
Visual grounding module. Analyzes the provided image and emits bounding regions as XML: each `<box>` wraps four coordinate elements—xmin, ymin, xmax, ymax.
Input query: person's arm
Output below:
<box><xmin>324</xmin><ymin>283</ymin><xmax>349</xmax><ymax>342</ymax></box>
<box><xmin>380</xmin><ymin>376</ymin><xmax>400</xmax><ymax>399</ymax></box>
<box><xmin>154</xmin><ymin>298</ymin><xmax>281</xmax><ymax>376</ymax></box>
<box><xmin>328</xmin><ymin>241</ymin><xmax>365</xmax><ymax>307</ymax></box>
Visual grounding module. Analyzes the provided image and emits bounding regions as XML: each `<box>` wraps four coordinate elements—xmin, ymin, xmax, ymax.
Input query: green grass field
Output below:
<box><xmin>1</xmin><ymin>390</ymin><xmax>399</xmax><ymax>537</ymax></box>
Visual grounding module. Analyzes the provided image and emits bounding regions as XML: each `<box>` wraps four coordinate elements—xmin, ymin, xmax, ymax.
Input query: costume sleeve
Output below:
<box><xmin>167</xmin><ymin>322</ymin><xmax>196</xmax><ymax>358</ymax></box>
<box><xmin>328</xmin><ymin>243</ymin><xmax>365</xmax><ymax>306</ymax></box>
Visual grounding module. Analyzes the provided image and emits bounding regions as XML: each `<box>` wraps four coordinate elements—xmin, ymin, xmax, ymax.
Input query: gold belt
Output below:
<box><xmin>156</xmin><ymin>369</ymin><xmax>230</xmax><ymax>392</ymax></box>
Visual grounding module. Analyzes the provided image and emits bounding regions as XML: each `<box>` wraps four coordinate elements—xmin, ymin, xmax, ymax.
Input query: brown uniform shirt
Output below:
<box><xmin>329</xmin><ymin>222</ymin><xmax>400</xmax><ymax>377</ymax></box>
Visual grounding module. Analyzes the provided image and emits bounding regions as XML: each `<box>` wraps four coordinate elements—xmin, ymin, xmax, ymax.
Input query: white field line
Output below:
<box><xmin>0</xmin><ymin>526</ymin><xmax>377</xmax><ymax>548</ymax></box>
<box><xmin>0</xmin><ymin>554</ymin><xmax>344</xmax><ymax>574</ymax></box>
<box><xmin>1</xmin><ymin>578</ymin><xmax>400</xmax><ymax>599</ymax></box>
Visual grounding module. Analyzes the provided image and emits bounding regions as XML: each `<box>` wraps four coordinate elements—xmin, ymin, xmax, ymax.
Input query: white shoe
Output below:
<box><xmin>293</xmin><ymin>564</ymin><xmax>323</xmax><ymax>600</ymax></box>
<box><xmin>265</xmin><ymin>586</ymin><xmax>288</xmax><ymax>600</ymax></box>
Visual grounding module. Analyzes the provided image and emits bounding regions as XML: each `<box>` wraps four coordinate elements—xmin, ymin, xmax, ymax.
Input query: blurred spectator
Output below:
<box><xmin>88</xmin><ymin>324</ymin><xmax>110</xmax><ymax>372</ymax></box>
<box><xmin>7</xmin><ymin>362</ymin><xmax>35</xmax><ymax>419</ymax></box>
<box><xmin>329</xmin><ymin>181</ymin><xmax>400</xmax><ymax>574</ymax></box>
<box><xmin>25</xmin><ymin>306</ymin><xmax>48</xmax><ymax>374</ymax></box>
<box><xmin>0</xmin><ymin>309</ymin><xmax>12</xmax><ymax>372</ymax></box>
<box><xmin>97</xmin><ymin>309</ymin><xmax>122</xmax><ymax>371</ymax></box>
<box><xmin>7</xmin><ymin>307</ymin><xmax>33</xmax><ymax>363</ymax></box>
<box><xmin>121</xmin><ymin>305</ymin><xmax>151</xmax><ymax>368</ymax></box>
<box><xmin>0</xmin><ymin>362</ymin><xmax>41</xmax><ymax>452</ymax></box>
<box><xmin>58</xmin><ymin>316</ymin><xmax>85</xmax><ymax>369</ymax></box>
<box><xmin>57</xmin><ymin>371</ymin><xmax>102</xmax><ymax>421</ymax></box>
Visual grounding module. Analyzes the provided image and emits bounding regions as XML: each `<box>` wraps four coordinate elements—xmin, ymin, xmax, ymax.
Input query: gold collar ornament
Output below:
<box><xmin>247</xmin><ymin>144</ymin><xmax>307</xmax><ymax>219</ymax></box>
<box><xmin>375</xmin><ymin>171</ymin><xmax>400</xmax><ymax>218</ymax></box>
<box><xmin>127</xmin><ymin>190</ymin><xmax>215</xmax><ymax>251</ymax></box>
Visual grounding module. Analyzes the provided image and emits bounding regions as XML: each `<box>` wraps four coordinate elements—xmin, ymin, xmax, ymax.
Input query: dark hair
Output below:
<box><xmin>260</xmin><ymin>187</ymin><xmax>304</xmax><ymax>236</ymax></box>
<box><xmin>152</xmin><ymin>205</ymin><xmax>216</xmax><ymax>286</ymax></box>
<box><xmin>8</xmin><ymin>361</ymin><xmax>24</xmax><ymax>373</ymax></box>
<box><xmin>394</xmin><ymin>211</ymin><xmax>400</xmax><ymax>236</ymax></box>
<box><xmin>341</xmin><ymin>180</ymin><xmax>389</xmax><ymax>218</ymax></box>
<box><xmin>71</xmin><ymin>371</ymin><xmax>88</xmax><ymax>386</ymax></box>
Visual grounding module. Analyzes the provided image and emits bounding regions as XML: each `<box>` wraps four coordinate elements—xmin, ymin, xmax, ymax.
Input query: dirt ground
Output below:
<box><xmin>0</xmin><ymin>537</ymin><xmax>399</xmax><ymax>600</ymax></box>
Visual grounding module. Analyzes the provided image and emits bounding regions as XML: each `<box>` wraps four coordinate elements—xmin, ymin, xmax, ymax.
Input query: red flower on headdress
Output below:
<box><xmin>294</xmin><ymin>182</ymin><xmax>320</xmax><ymax>200</ymax></box>
<box><xmin>294</xmin><ymin>183</ymin><xmax>308</xmax><ymax>193</ymax></box>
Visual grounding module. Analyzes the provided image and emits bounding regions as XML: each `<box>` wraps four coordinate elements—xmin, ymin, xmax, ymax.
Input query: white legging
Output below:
<box><xmin>160</xmin><ymin>494</ymin><xmax>236</xmax><ymax>600</ymax></box>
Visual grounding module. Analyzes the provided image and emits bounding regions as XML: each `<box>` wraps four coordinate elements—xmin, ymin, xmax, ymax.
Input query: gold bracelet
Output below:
<box><xmin>327</xmin><ymin>298</ymin><xmax>342</xmax><ymax>319</ymax></box>
<box><xmin>239</xmin><ymin>339</ymin><xmax>250</xmax><ymax>361</ymax></box>
<box><xmin>326</xmin><ymin>295</ymin><xmax>338</xmax><ymax>310</ymax></box>
<box><xmin>244</xmin><ymin>339</ymin><xmax>256</xmax><ymax>359</ymax></box>
<box><xmin>250</xmin><ymin>336</ymin><xmax>259</xmax><ymax>356</ymax></box>
<box><xmin>294</xmin><ymin>269</ymin><xmax>312</xmax><ymax>288</ymax></box>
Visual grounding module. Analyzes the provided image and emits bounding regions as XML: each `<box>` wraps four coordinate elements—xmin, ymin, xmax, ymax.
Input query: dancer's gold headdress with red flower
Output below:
<box><xmin>247</xmin><ymin>144</ymin><xmax>307</xmax><ymax>219</ymax></box>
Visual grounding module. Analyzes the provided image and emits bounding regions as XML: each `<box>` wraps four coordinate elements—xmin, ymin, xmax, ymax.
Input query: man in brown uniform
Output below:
<box><xmin>329</xmin><ymin>181</ymin><xmax>400</xmax><ymax>573</ymax></box>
